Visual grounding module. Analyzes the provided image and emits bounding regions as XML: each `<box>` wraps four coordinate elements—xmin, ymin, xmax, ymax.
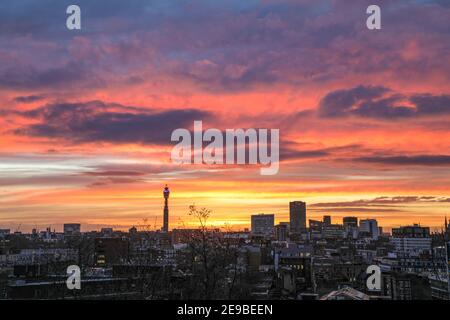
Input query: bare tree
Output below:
<box><xmin>188</xmin><ymin>205</ymin><xmax>212</xmax><ymax>298</ymax></box>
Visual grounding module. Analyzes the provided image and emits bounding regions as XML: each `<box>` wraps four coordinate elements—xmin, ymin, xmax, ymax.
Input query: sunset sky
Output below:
<box><xmin>0</xmin><ymin>0</ymin><xmax>449</xmax><ymax>232</ymax></box>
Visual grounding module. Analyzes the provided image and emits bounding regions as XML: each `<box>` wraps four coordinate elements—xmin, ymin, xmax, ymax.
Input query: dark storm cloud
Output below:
<box><xmin>280</xmin><ymin>149</ymin><xmax>329</xmax><ymax>160</ymax></box>
<box><xmin>318</xmin><ymin>86</ymin><xmax>391</xmax><ymax>118</ymax></box>
<box><xmin>14</xmin><ymin>101</ymin><xmax>211</xmax><ymax>145</ymax></box>
<box><xmin>0</xmin><ymin>0</ymin><xmax>180</xmax><ymax>36</ymax></box>
<box><xmin>82</xmin><ymin>170</ymin><xmax>147</xmax><ymax>177</ymax></box>
<box><xmin>318</xmin><ymin>86</ymin><xmax>450</xmax><ymax>119</ymax></box>
<box><xmin>354</xmin><ymin>155</ymin><xmax>450</xmax><ymax>166</ymax></box>
<box><xmin>410</xmin><ymin>94</ymin><xmax>450</xmax><ymax>115</ymax></box>
<box><xmin>13</xmin><ymin>95</ymin><xmax>45</xmax><ymax>103</ymax></box>
<box><xmin>87</xmin><ymin>177</ymin><xmax>145</xmax><ymax>188</ymax></box>
<box><xmin>280</xmin><ymin>143</ymin><xmax>363</xmax><ymax>161</ymax></box>
<box><xmin>0</xmin><ymin>1</ymin><xmax>449</xmax><ymax>92</ymax></box>
<box><xmin>311</xmin><ymin>196</ymin><xmax>450</xmax><ymax>208</ymax></box>
<box><xmin>0</xmin><ymin>63</ymin><xmax>95</xmax><ymax>90</ymax></box>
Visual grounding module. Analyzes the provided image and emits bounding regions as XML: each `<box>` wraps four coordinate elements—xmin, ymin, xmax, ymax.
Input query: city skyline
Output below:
<box><xmin>1</xmin><ymin>190</ymin><xmax>448</xmax><ymax>234</ymax></box>
<box><xmin>0</xmin><ymin>1</ymin><xmax>449</xmax><ymax>232</ymax></box>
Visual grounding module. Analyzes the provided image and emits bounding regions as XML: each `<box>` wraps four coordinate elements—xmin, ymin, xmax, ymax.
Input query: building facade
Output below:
<box><xmin>251</xmin><ymin>214</ymin><xmax>275</xmax><ymax>238</ymax></box>
<box><xmin>289</xmin><ymin>201</ymin><xmax>306</xmax><ymax>236</ymax></box>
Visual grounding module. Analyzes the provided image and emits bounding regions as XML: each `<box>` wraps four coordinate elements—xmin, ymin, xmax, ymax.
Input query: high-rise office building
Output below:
<box><xmin>289</xmin><ymin>201</ymin><xmax>306</xmax><ymax>235</ymax></box>
<box><xmin>343</xmin><ymin>217</ymin><xmax>358</xmax><ymax>228</ymax></box>
<box><xmin>392</xmin><ymin>224</ymin><xmax>430</xmax><ymax>238</ymax></box>
<box><xmin>163</xmin><ymin>185</ymin><xmax>170</xmax><ymax>232</ymax></box>
<box><xmin>275</xmin><ymin>222</ymin><xmax>289</xmax><ymax>241</ymax></box>
<box><xmin>359</xmin><ymin>219</ymin><xmax>379</xmax><ymax>239</ymax></box>
<box><xmin>391</xmin><ymin>224</ymin><xmax>432</xmax><ymax>256</ymax></box>
<box><xmin>322</xmin><ymin>224</ymin><xmax>345</xmax><ymax>239</ymax></box>
<box><xmin>251</xmin><ymin>214</ymin><xmax>275</xmax><ymax>238</ymax></box>
<box><xmin>309</xmin><ymin>219</ymin><xmax>323</xmax><ymax>232</ymax></box>
<box><xmin>323</xmin><ymin>215</ymin><xmax>331</xmax><ymax>225</ymax></box>
<box><xmin>343</xmin><ymin>217</ymin><xmax>358</xmax><ymax>239</ymax></box>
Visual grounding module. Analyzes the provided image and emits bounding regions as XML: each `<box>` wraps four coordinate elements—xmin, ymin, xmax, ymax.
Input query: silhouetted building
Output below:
<box><xmin>390</xmin><ymin>224</ymin><xmax>432</xmax><ymax>257</ymax></box>
<box><xmin>274</xmin><ymin>245</ymin><xmax>313</xmax><ymax>296</ymax></box>
<box><xmin>359</xmin><ymin>219</ymin><xmax>379</xmax><ymax>239</ymax></box>
<box><xmin>100</xmin><ymin>228</ymin><xmax>113</xmax><ymax>237</ymax></box>
<box><xmin>322</xmin><ymin>224</ymin><xmax>344</xmax><ymax>239</ymax></box>
<box><xmin>323</xmin><ymin>215</ymin><xmax>331</xmax><ymax>226</ymax></box>
<box><xmin>392</xmin><ymin>224</ymin><xmax>430</xmax><ymax>238</ymax></box>
<box><xmin>251</xmin><ymin>214</ymin><xmax>274</xmax><ymax>238</ymax></box>
<box><xmin>0</xmin><ymin>229</ymin><xmax>10</xmax><ymax>238</ymax></box>
<box><xmin>343</xmin><ymin>217</ymin><xmax>358</xmax><ymax>239</ymax></box>
<box><xmin>309</xmin><ymin>220</ymin><xmax>323</xmax><ymax>232</ymax></box>
<box><xmin>322</xmin><ymin>216</ymin><xmax>331</xmax><ymax>224</ymax></box>
<box><xmin>63</xmin><ymin>223</ymin><xmax>80</xmax><ymax>235</ymax></box>
<box><xmin>129</xmin><ymin>226</ymin><xmax>137</xmax><ymax>234</ymax></box>
<box><xmin>308</xmin><ymin>219</ymin><xmax>323</xmax><ymax>239</ymax></box>
<box><xmin>275</xmin><ymin>223</ymin><xmax>289</xmax><ymax>241</ymax></box>
<box><xmin>382</xmin><ymin>272</ymin><xmax>431</xmax><ymax>300</ymax></box>
<box><xmin>445</xmin><ymin>216</ymin><xmax>449</xmax><ymax>240</ymax></box>
<box><xmin>343</xmin><ymin>217</ymin><xmax>358</xmax><ymax>228</ymax></box>
<box><xmin>429</xmin><ymin>274</ymin><xmax>449</xmax><ymax>300</ymax></box>
<box><xmin>289</xmin><ymin>201</ymin><xmax>306</xmax><ymax>235</ymax></box>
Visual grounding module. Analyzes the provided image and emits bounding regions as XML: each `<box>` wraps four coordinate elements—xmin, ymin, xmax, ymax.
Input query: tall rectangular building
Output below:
<box><xmin>343</xmin><ymin>217</ymin><xmax>358</xmax><ymax>228</ymax></box>
<box><xmin>275</xmin><ymin>222</ymin><xmax>289</xmax><ymax>241</ymax></box>
<box><xmin>323</xmin><ymin>215</ymin><xmax>331</xmax><ymax>225</ymax></box>
<box><xmin>359</xmin><ymin>219</ymin><xmax>379</xmax><ymax>239</ymax></box>
<box><xmin>343</xmin><ymin>216</ymin><xmax>358</xmax><ymax>239</ymax></box>
<box><xmin>289</xmin><ymin>201</ymin><xmax>306</xmax><ymax>235</ymax></box>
